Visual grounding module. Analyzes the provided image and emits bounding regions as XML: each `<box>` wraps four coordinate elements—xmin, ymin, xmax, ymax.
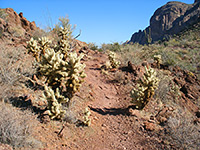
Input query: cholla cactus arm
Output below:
<box><xmin>55</xmin><ymin>27</ymin><xmax>72</xmax><ymax>55</ymax></box>
<box><xmin>65</xmin><ymin>52</ymin><xmax>86</xmax><ymax>99</ymax></box>
<box><xmin>142</xmin><ymin>66</ymin><xmax>159</xmax><ymax>87</ymax></box>
<box><xmin>38</xmin><ymin>37</ymin><xmax>51</xmax><ymax>55</ymax></box>
<box><xmin>43</xmin><ymin>86</ymin><xmax>67</xmax><ymax>119</ymax></box>
<box><xmin>131</xmin><ymin>84</ymin><xmax>147</xmax><ymax>109</ymax></box>
<box><xmin>26</xmin><ymin>38</ymin><xmax>40</xmax><ymax>61</ymax></box>
<box><xmin>39</xmin><ymin>48</ymin><xmax>69</xmax><ymax>87</ymax></box>
<box><xmin>83</xmin><ymin>107</ymin><xmax>91</xmax><ymax>126</ymax></box>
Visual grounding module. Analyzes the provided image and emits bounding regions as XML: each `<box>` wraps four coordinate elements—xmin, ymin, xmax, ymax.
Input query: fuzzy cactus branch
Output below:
<box><xmin>83</xmin><ymin>107</ymin><xmax>91</xmax><ymax>126</ymax></box>
<box><xmin>65</xmin><ymin>52</ymin><xmax>86</xmax><ymax>99</ymax></box>
<box><xmin>55</xmin><ymin>27</ymin><xmax>72</xmax><ymax>55</ymax></box>
<box><xmin>26</xmin><ymin>38</ymin><xmax>40</xmax><ymax>62</ymax></box>
<box><xmin>42</xmin><ymin>85</ymin><xmax>69</xmax><ymax>120</ymax></box>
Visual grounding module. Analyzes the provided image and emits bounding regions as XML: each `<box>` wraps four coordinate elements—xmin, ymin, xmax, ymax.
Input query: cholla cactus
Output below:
<box><xmin>83</xmin><ymin>107</ymin><xmax>91</xmax><ymax>126</ymax></box>
<box><xmin>43</xmin><ymin>86</ymin><xmax>69</xmax><ymax>119</ymax></box>
<box><xmin>131</xmin><ymin>66</ymin><xmax>160</xmax><ymax>109</ymax></box>
<box><xmin>65</xmin><ymin>52</ymin><xmax>86</xmax><ymax>99</ymax></box>
<box><xmin>154</xmin><ymin>55</ymin><xmax>162</xmax><ymax>68</ymax></box>
<box><xmin>26</xmin><ymin>38</ymin><xmax>40</xmax><ymax>61</ymax></box>
<box><xmin>27</xmin><ymin>26</ymin><xmax>86</xmax><ymax>120</ymax></box>
<box><xmin>108</xmin><ymin>51</ymin><xmax>120</xmax><ymax>68</ymax></box>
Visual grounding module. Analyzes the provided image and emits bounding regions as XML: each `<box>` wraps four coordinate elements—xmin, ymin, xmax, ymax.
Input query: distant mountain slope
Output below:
<box><xmin>129</xmin><ymin>0</ymin><xmax>200</xmax><ymax>45</ymax></box>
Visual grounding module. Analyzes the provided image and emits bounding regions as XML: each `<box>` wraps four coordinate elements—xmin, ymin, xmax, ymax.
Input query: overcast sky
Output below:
<box><xmin>0</xmin><ymin>0</ymin><xmax>194</xmax><ymax>45</ymax></box>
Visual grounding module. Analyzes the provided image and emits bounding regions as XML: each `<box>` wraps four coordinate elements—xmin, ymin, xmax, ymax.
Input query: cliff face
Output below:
<box><xmin>129</xmin><ymin>1</ymin><xmax>200</xmax><ymax>44</ymax></box>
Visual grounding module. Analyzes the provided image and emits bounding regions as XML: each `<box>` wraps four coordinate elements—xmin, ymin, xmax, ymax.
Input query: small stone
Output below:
<box><xmin>102</xmin><ymin>124</ymin><xmax>107</xmax><ymax>127</ymax></box>
<box><xmin>129</xmin><ymin>109</ymin><xmax>141</xmax><ymax>118</ymax></box>
<box><xmin>144</xmin><ymin>121</ymin><xmax>156</xmax><ymax>131</ymax></box>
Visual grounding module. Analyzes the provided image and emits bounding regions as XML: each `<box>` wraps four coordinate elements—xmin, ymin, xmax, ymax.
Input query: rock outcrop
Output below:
<box><xmin>0</xmin><ymin>8</ymin><xmax>39</xmax><ymax>41</ymax></box>
<box><xmin>129</xmin><ymin>0</ymin><xmax>200</xmax><ymax>44</ymax></box>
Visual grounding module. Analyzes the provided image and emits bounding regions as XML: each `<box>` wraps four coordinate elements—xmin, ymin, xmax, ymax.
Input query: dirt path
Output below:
<box><xmin>63</xmin><ymin>51</ymin><xmax>162</xmax><ymax>150</ymax></box>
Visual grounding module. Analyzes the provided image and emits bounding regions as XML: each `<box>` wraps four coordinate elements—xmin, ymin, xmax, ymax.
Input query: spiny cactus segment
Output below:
<box><xmin>83</xmin><ymin>107</ymin><xmax>91</xmax><ymax>126</ymax></box>
<box><xmin>43</xmin><ymin>85</ymin><xmax>69</xmax><ymax>120</ymax></box>
<box><xmin>39</xmin><ymin>48</ymin><xmax>69</xmax><ymax>88</ymax></box>
<box><xmin>26</xmin><ymin>37</ymin><xmax>40</xmax><ymax>61</ymax></box>
<box><xmin>38</xmin><ymin>37</ymin><xmax>52</xmax><ymax>55</ymax></box>
<box><xmin>65</xmin><ymin>52</ymin><xmax>86</xmax><ymax>99</ymax></box>
<box><xmin>55</xmin><ymin>27</ymin><xmax>72</xmax><ymax>55</ymax></box>
<box><xmin>131</xmin><ymin>66</ymin><xmax>160</xmax><ymax>109</ymax></box>
<box><xmin>26</xmin><ymin>37</ymin><xmax>52</xmax><ymax>62</ymax></box>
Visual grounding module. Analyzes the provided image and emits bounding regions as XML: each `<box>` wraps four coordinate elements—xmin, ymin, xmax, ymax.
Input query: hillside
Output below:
<box><xmin>0</xmin><ymin>6</ymin><xmax>200</xmax><ymax>150</ymax></box>
<box><xmin>129</xmin><ymin>0</ymin><xmax>200</xmax><ymax>44</ymax></box>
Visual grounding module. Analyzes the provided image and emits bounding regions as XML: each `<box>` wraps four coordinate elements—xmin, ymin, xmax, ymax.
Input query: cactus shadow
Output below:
<box><xmin>89</xmin><ymin>106</ymin><xmax>132</xmax><ymax>116</ymax></box>
<box><xmin>89</xmin><ymin>67</ymin><xmax>101</xmax><ymax>71</ymax></box>
<box><xmin>9</xmin><ymin>96</ymin><xmax>46</xmax><ymax>115</ymax></box>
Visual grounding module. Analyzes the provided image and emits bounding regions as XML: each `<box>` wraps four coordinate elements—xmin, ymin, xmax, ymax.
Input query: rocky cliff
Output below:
<box><xmin>129</xmin><ymin>0</ymin><xmax>200</xmax><ymax>44</ymax></box>
<box><xmin>0</xmin><ymin>8</ymin><xmax>39</xmax><ymax>42</ymax></box>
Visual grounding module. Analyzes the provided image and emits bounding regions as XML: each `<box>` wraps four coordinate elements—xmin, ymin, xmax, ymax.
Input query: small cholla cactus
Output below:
<box><xmin>83</xmin><ymin>107</ymin><xmax>91</xmax><ymax>126</ymax></box>
<box><xmin>131</xmin><ymin>66</ymin><xmax>160</xmax><ymax>109</ymax></box>
<box><xmin>108</xmin><ymin>51</ymin><xmax>120</xmax><ymax>68</ymax></box>
<box><xmin>154</xmin><ymin>55</ymin><xmax>162</xmax><ymax>68</ymax></box>
<box><xmin>43</xmin><ymin>85</ymin><xmax>69</xmax><ymax>120</ymax></box>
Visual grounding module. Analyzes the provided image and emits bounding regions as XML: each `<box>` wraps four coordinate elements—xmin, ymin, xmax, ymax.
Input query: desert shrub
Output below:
<box><xmin>101</xmin><ymin>42</ymin><xmax>121</xmax><ymax>52</ymax></box>
<box><xmin>53</xmin><ymin>15</ymin><xmax>75</xmax><ymax>37</ymax></box>
<box><xmin>0</xmin><ymin>9</ymin><xmax>8</xmax><ymax>19</ymax></box>
<box><xmin>0</xmin><ymin>44</ymin><xmax>27</xmax><ymax>100</ymax></box>
<box><xmin>88</xmin><ymin>42</ymin><xmax>99</xmax><ymax>51</ymax></box>
<box><xmin>0</xmin><ymin>101</ymin><xmax>42</xmax><ymax>149</ymax></box>
<box><xmin>164</xmin><ymin>112</ymin><xmax>200</xmax><ymax>150</ymax></box>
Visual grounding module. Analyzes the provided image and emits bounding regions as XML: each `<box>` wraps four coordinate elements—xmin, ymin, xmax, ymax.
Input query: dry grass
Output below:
<box><xmin>163</xmin><ymin>111</ymin><xmax>200</xmax><ymax>150</ymax></box>
<box><xmin>0</xmin><ymin>101</ymin><xmax>42</xmax><ymax>149</ymax></box>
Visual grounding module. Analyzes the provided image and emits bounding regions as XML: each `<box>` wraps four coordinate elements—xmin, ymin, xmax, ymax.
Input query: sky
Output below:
<box><xmin>0</xmin><ymin>0</ymin><xmax>194</xmax><ymax>46</ymax></box>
